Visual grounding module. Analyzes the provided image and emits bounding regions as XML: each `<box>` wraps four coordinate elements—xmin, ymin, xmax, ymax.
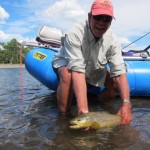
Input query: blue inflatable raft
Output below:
<box><xmin>25</xmin><ymin>46</ymin><xmax>150</xmax><ymax>96</ymax></box>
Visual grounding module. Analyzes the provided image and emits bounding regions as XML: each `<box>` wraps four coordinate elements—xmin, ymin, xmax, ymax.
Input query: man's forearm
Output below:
<box><xmin>116</xmin><ymin>73</ymin><xmax>132</xmax><ymax>124</ymax></box>
<box><xmin>72</xmin><ymin>71</ymin><xmax>89</xmax><ymax>114</ymax></box>
<box><xmin>116</xmin><ymin>73</ymin><xmax>130</xmax><ymax>101</ymax></box>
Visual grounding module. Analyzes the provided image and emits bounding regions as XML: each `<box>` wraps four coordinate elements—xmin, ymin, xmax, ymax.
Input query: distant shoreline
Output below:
<box><xmin>0</xmin><ymin>64</ymin><xmax>25</xmax><ymax>68</ymax></box>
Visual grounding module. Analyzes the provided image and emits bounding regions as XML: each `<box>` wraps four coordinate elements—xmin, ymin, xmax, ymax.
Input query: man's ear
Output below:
<box><xmin>88</xmin><ymin>12</ymin><xmax>92</xmax><ymax>21</ymax></box>
<box><xmin>108</xmin><ymin>22</ymin><xmax>111</xmax><ymax>28</ymax></box>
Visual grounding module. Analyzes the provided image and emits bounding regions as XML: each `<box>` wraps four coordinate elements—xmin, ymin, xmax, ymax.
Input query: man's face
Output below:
<box><xmin>88</xmin><ymin>13</ymin><xmax>112</xmax><ymax>38</ymax></box>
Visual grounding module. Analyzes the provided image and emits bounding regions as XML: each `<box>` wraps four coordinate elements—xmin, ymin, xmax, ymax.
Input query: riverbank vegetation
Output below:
<box><xmin>0</xmin><ymin>39</ymin><xmax>30</xmax><ymax>64</ymax></box>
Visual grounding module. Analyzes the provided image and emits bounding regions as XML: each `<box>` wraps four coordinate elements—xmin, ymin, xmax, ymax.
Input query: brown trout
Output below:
<box><xmin>70</xmin><ymin>111</ymin><xmax>121</xmax><ymax>130</ymax></box>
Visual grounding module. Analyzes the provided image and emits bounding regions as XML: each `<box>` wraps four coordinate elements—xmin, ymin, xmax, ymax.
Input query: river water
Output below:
<box><xmin>0</xmin><ymin>68</ymin><xmax>150</xmax><ymax>150</ymax></box>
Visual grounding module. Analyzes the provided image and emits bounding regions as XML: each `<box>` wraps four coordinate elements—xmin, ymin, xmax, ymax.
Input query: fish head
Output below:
<box><xmin>70</xmin><ymin>114</ymin><xmax>92</xmax><ymax>129</ymax></box>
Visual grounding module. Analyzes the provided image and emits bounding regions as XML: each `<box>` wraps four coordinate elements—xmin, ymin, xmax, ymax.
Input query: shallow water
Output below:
<box><xmin>0</xmin><ymin>68</ymin><xmax>150</xmax><ymax>150</ymax></box>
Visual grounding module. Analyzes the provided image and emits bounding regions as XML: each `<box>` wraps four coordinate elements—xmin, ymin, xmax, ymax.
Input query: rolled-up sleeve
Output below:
<box><xmin>107</xmin><ymin>35</ymin><xmax>127</xmax><ymax>77</ymax></box>
<box><xmin>64</xmin><ymin>32</ymin><xmax>86</xmax><ymax>73</ymax></box>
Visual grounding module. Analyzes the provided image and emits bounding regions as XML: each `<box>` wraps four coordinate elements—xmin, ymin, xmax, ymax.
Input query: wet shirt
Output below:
<box><xmin>52</xmin><ymin>20</ymin><xmax>126</xmax><ymax>87</ymax></box>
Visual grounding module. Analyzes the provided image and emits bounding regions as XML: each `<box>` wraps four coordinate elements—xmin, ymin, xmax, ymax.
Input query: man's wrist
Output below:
<box><xmin>122</xmin><ymin>99</ymin><xmax>131</xmax><ymax>105</ymax></box>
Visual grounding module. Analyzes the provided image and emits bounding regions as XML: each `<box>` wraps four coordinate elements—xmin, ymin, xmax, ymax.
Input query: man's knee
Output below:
<box><xmin>104</xmin><ymin>70</ymin><xmax>118</xmax><ymax>91</ymax></box>
<box><xmin>58</xmin><ymin>67</ymin><xmax>72</xmax><ymax>84</ymax></box>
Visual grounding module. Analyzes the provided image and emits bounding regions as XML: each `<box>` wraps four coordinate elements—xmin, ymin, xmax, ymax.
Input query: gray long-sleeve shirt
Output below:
<box><xmin>52</xmin><ymin>20</ymin><xmax>126</xmax><ymax>87</ymax></box>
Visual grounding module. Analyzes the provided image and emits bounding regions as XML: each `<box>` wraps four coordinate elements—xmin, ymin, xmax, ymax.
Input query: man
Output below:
<box><xmin>52</xmin><ymin>0</ymin><xmax>132</xmax><ymax>124</ymax></box>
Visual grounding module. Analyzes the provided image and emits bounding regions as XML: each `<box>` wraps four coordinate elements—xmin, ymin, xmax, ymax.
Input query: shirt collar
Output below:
<box><xmin>86</xmin><ymin>20</ymin><xmax>94</xmax><ymax>42</ymax></box>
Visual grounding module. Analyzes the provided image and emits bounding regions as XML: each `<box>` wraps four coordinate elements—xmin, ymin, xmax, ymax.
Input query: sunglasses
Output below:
<box><xmin>92</xmin><ymin>15</ymin><xmax>112</xmax><ymax>23</ymax></box>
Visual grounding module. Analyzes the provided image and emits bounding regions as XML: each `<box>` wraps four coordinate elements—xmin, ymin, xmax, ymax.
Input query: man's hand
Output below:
<box><xmin>117</xmin><ymin>103</ymin><xmax>132</xmax><ymax>124</ymax></box>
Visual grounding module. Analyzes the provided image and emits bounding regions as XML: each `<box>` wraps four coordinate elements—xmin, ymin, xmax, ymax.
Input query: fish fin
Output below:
<box><xmin>96</xmin><ymin>127</ymin><xmax>113</xmax><ymax>133</ymax></box>
<box><xmin>91</xmin><ymin>121</ymin><xmax>101</xmax><ymax>129</ymax></box>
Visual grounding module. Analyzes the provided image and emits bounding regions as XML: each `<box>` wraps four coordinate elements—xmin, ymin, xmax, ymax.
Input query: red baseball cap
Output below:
<box><xmin>91</xmin><ymin>0</ymin><xmax>114</xmax><ymax>18</ymax></box>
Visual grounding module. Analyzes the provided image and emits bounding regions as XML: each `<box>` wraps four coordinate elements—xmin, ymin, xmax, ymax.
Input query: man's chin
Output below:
<box><xmin>94</xmin><ymin>34</ymin><xmax>103</xmax><ymax>39</ymax></box>
<box><xmin>94</xmin><ymin>31</ymin><xmax>106</xmax><ymax>38</ymax></box>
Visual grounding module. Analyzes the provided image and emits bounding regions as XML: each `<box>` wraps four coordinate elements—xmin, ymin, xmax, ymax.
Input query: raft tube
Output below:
<box><xmin>25</xmin><ymin>47</ymin><xmax>150</xmax><ymax>96</ymax></box>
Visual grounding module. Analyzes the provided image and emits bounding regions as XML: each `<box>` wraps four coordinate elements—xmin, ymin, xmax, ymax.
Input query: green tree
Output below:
<box><xmin>3</xmin><ymin>39</ymin><xmax>20</xmax><ymax>64</ymax></box>
<box><xmin>1</xmin><ymin>39</ymin><xmax>30</xmax><ymax>64</ymax></box>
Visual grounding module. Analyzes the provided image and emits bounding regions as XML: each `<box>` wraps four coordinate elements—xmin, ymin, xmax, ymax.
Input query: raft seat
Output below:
<box><xmin>36</xmin><ymin>25</ymin><xmax>63</xmax><ymax>48</ymax></box>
